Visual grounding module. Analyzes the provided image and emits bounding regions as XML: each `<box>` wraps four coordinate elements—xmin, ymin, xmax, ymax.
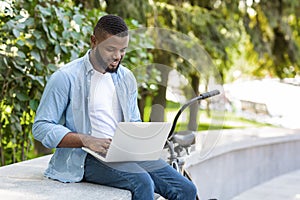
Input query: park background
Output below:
<box><xmin>0</xmin><ymin>0</ymin><xmax>300</xmax><ymax>167</ymax></box>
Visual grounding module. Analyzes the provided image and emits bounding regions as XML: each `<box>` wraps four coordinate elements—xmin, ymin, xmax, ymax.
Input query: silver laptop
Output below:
<box><xmin>82</xmin><ymin>122</ymin><xmax>172</xmax><ymax>162</ymax></box>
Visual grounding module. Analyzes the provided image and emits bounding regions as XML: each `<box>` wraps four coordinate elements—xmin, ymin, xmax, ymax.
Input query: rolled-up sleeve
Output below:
<box><xmin>32</xmin><ymin>70</ymin><xmax>72</xmax><ymax>149</ymax></box>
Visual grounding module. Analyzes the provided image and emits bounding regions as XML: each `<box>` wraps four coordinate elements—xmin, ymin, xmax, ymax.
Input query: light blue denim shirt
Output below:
<box><xmin>32</xmin><ymin>50</ymin><xmax>141</xmax><ymax>183</ymax></box>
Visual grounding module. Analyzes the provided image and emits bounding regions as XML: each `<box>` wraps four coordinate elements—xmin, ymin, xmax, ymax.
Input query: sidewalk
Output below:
<box><xmin>190</xmin><ymin>126</ymin><xmax>300</xmax><ymax>200</ymax></box>
<box><xmin>232</xmin><ymin>169</ymin><xmax>300</xmax><ymax>200</ymax></box>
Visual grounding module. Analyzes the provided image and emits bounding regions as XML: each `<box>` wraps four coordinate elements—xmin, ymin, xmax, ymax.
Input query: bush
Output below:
<box><xmin>0</xmin><ymin>0</ymin><xmax>101</xmax><ymax>165</ymax></box>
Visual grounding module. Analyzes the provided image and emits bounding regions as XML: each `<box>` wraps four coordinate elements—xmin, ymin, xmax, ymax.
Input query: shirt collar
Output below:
<box><xmin>83</xmin><ymin>49</ymin><xmax>94</xmax><ymax>76</ymax></box>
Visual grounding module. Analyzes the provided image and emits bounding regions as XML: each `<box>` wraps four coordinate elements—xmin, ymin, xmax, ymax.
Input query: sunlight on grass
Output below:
<box><xmin>143</xmin><ymin>102</ymin><xmax>272</xmax><ymax>132</ymax></box>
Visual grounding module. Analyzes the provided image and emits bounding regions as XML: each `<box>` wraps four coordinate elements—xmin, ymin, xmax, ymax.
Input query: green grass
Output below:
<box><xmin>174</xmin><ymin>113</ymin><xmax>272</xmax><ymax>132</ymax></box>
<box><xmin>143</xmin><ymin>101</ymin><xmax>273</xmax><ymax>132</ymax></box>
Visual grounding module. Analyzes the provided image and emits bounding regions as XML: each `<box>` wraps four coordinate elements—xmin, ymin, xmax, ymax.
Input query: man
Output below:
<box><xmin>32</xmin><ymin>14</ymin><xmax>197</xmax><ymax>200</ymax></box>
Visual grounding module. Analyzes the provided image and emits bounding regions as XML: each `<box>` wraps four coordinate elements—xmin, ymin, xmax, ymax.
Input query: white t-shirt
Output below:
<box><xmin>89</xmin><ymin>71</ymin><xmax>122</xmax><ymax>138</ymax></box>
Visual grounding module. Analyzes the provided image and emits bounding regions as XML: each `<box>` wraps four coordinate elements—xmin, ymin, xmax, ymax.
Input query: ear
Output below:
<box><xmin>90</xmin><ymin>35</ymin><xmax>97</xmax><ymax>49</ymax></box>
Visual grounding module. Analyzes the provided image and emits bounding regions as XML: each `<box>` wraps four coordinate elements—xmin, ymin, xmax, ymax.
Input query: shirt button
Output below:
<box><xmin>81</xmin><ymin>165</ymin><xmax>84</xmax><ymax>168</ymax></box>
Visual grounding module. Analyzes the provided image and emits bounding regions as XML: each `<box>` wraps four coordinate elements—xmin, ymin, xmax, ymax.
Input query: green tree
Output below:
<box><xmin>158</xmin><ymin>1</ymin><xmax>239</xmax><ymax>128</ymax></box>
<box><xmin>105</xmin><ymin>0</ymin><xmax>237</xmax><ymax>125</ymax></box>
<box><xmin>241</xmin><ymin>0</ymin><xmax>300</xmax><ymax>78</ymax></box>
<box><xmin>0</xmin><ymin>0</ymin><xmax>155</xmax><ymax>165</ymax></box>
<box><xmin>0</xmin><ymin>0</ymin><xmax>99</xmax><ymax>165</ymax></box>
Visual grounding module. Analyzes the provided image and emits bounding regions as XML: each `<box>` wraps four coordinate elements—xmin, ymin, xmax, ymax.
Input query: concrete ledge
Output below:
<box><xmin>185</xmin><ymin>127</ymin><xmax>300</xmax><ymax>200</ymax></box>
<box><xmin>0</xmin><ymin>155</ymin><xmax>131</xmax><ymax>200</ymax></box>
<box><xmin>2</xmin><ymin>127</ymin><xmax>299</xmax><ymax>200</ymax></box>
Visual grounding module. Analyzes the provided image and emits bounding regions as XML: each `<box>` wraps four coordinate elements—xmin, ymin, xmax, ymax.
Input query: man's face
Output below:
<box><xmin>92</xmin><ymin>34</ymin><xmax>129</xmax><ymax>73</ymax></box>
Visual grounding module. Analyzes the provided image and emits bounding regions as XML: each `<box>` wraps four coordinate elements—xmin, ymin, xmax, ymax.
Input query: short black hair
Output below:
<box><xmin>93</xmin><ymin>14</ymin><xmax>128</xmax><ymax>37</ymax></box>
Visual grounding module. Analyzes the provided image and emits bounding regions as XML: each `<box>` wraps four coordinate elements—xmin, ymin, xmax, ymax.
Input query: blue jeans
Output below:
<box><xmin>83</xmin><ymin>154</ymin><xmax>197</xmax><ymax>200</ymax></box>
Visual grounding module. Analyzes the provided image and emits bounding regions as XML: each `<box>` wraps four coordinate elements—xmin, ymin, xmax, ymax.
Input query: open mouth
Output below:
<box><xmin>110</xmin><ymin>61</ymin><xmax>119</xmax><ymax>67</ymax></box>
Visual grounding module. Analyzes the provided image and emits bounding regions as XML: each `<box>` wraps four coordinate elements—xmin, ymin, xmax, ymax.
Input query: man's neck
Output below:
<box><xmin>89</xmin><ymin>51</ymin><xmax>106</xmax><ymax>74</ymax></box>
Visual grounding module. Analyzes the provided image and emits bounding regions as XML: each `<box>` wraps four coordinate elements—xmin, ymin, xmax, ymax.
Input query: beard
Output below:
<box><xmin>105</xmin><ymin>63</ymin><xmax>120</xmax><ymax>73</ymax></box>
<box><xmin>94</xmin><ymin>46</ymin><xmax>120</xmax><ymax>73</ymax></box>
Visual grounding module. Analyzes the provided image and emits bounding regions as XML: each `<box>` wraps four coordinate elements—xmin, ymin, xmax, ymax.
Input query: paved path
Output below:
<box><xmin>232</xmin><ymin>169</ymin><xmax>300</xmax><ymax>200</ymax></box>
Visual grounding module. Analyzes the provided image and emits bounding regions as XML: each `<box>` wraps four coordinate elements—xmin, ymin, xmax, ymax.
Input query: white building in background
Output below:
<box><xmin>166</xmin><ymin>69</ymin><xmax>189</xmax><ymax>104</ymax></box>
<box><xmin>224</xmin><ymin>78</ymin><xmax>300</xmax><ymax>129</ymax></box>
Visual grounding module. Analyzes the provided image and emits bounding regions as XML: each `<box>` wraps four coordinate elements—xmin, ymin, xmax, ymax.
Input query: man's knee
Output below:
<box><xmin>128</xmin><ymin>173</ymin><xmax>155</xmax><ymax>200</ymax></box>
<box><xmin>184</xmin><ymin>180</ymin><xmax>197</xmax><ymax>199</ymax></box>
<box><xmin>132</xmin><ymin>173</ymin><xmax>155</xmax><ymax>194</ymax></box>
<box><xmin>175</xmin><ymin>180</ymin><xmax>197</xmax><ymax>200</ymax></box>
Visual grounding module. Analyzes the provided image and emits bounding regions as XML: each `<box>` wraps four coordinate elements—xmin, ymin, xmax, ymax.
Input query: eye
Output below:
<box><xmin>105</xmin><ymin>47</ymin><xmax>115</xmax><ymax>52</ymax></box>
<box><xmin>120</xmin><ymin>48</ymin><xmax>126</xmax><ymax>54</ymax></box>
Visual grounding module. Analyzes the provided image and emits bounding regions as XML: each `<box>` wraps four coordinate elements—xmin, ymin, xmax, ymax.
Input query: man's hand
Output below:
<box><xmin>81</xmin><ymin>135</ymin><xmax>111</xmax><ymax>155</ymax></box>
<box><xmin>58</xmin><ymin>132</ymin><xmax>111</xmax><ymax>155</ymax></box>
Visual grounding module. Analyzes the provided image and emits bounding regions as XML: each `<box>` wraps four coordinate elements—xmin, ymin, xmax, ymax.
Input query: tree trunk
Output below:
<box><xmin>149</xmin><ymin>49</ymin><xmax>172</xmax><ymax>122</ymax></box>
<box><xmin>105</xmin><ymin>0</ymin><xmax>149</xmax><ymax>23</ymax></box>
<box><xmin>188</xmin><ymin>74</ymin><xmax>200</xmax><ymax>131</ymax></box>
<box><xmin>205</xmin><ymin>74</ymin><xmax>211</xmax><ymax>118</ymax></box>
<box><xmin>138</xmin><ymin>88</ymin><xmax>149</xmax><ymax>121</ymax></box>
<box><xmin>74</xmin><ymin>0</ymin><xmax>100</xmax><ymax>9</ymax></box>
<box><xmin>0</xmin><ymin>127</ymin><xmax>4</xmax><ymax>166</ymax></box>
<box><xmin>150</xmin><ymin>63</ymin><xmax>171</xmax><ymax>122</ymax></box>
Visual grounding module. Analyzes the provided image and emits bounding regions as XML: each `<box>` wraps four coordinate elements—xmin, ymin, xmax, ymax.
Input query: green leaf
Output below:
<box><xmin>70</xmin><ymin>32</ymin><xmax>80</xmax><ymax>39</ymax></box>
<box><xmin>54</xmin><ymin>44</ymin><xmax>61</xmax><ymax>54</ymax></box>
<box><xmin>36</xmin><ymin>39</ymin><xmax>47</xmax><ymax>50</ymax></box>
<box><xmin>60</xmin><ymin>45</ymin><xmax>67</xmax><ymax>53</ymax></box>
<box><xmin>73</xmin><ymin>14</ymin><xmax>82</xmax><ymax>25</ymax></box>
<box><xmin>16</xmin><ymin>39</ymin><xmax>25</xmax><ymax>46</ymax></box>
<box><xmin>33</xmin><ymin>31</ymin><xmax>42</xmax><ymax>39</ymax></box>
<box><xmin>12</xmin><ymin>29</ymin><xmax>20</xmax><ymax>38</ymax></box>
<box><xmin>16</xmin><ymin>92</ymin><xmax>30</xmax><ymax>101</ymax></box>
<box><xmin>70</xmin><ymin>50</ymin><xmax>78</xmax><ymax>61</ymax></box>
<box><xmin>6</xmin><ymin>20</ymin><xmax>14</xmax><ymax>29</ymax></box>
<box><xmin>26</xmin><ymin>38</ymin><xmax>35</xmax><ymax>47</ymax></box>
<box><xmin>82</xmin><ymin>26</ymin><xmax>88</xmax><ymax>35</ymax></box>
<box><xmin>50</xmin><ymin>29</ymin><xmax>57</xmax><ymax>39</ymax></box>
<box><xmin>38</xmin><ymin>5</ymin><xmax>51</xmax><ymax>16</ymax></box>
<box><xmin>30</xmin><ymin>50</ymin><xmax>41</xmax><ymax>62</ymax></box>
<box><xmin>34</xmin><ymin>62</ymin><xmax>43</xmax><ymax>72</ymax></box>
<box><xmin>62</xmin><ymin>30</ymin><xmax>69</xmax><ymax>38</ymax></box>
<box><xmin>130</xmin><ymin>57</ymin><xmax>137</xmax><ymax>62</ymax></box>
<box><xmin>29</xmin><ymin>99</ymin><xmax>39</xmax><ymax>111</ymax></box>
<box><xmin>15</xmin><ymin>57</ymin><xmax>26</xmax><ymax>65</ymax></box>
<box><xmin>47</xmin><ymin>64</ymin><xmax>57</xmax><ymax>71</ymax></box>
<box><xmin>42</xmin><ymin>23</ymin><xmax>49</xmax><ymax>35</ymax></box>
<box><xmin>24</xmin><ymin>17</ymin><xmax>35</xmax><ymax>26</ymax></box>
<box><xmin>14</xmin><ymin>103</ymin><xmax>21</xmax><ymax>112</ymax></box>
<box><xmin>13</xmin><ymin>123</ymin><xmax>22</xmax><ymax>132</ymax></box>
<box><xmin>16</xmin><ymin>23</ymin><xmax>25</xmax><ymax>30</ymax></box>
<box><xmin>17</xmin><ymin>51</ymin><xmax>26</xmax><ymax>58</ymax></box>
<box><xmin>54</xmin><ymin>6</ymin><xmax>64</xmax><ymax>20</ymax></box>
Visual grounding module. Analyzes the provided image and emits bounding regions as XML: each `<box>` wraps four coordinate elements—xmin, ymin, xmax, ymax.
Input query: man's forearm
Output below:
<box><xmin>57</xmin><ymin>132</ymin><xmax>84</xmax><ymax>148</ymax></box>
<box><xmin>57</xmin><ymin>132</ymin><xmax>111</xmax><ymax>155</ymax></box>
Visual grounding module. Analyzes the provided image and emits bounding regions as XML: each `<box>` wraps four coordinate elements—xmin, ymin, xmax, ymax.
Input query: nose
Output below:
<box><xmin>113</xmin><ymin>51</ymin><xmax>121</xmax><ymax>60</ymax></box>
